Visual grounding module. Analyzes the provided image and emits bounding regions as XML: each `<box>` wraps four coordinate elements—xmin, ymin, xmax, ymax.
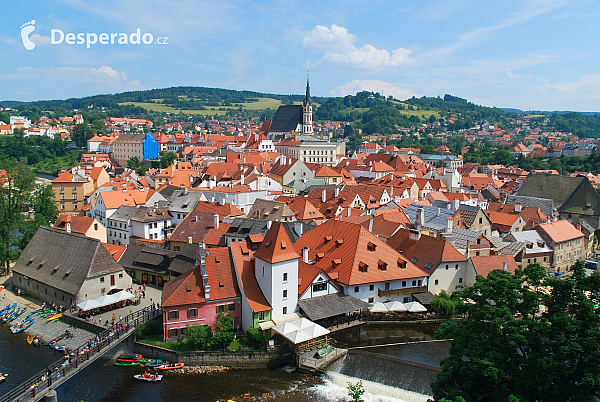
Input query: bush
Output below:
<box><xmin>246</xmin><ymin>326</ymin><xmax>265</xmax><ymax>347</ymax></box>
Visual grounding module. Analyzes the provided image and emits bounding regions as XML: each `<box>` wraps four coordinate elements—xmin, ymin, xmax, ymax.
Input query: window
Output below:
<box><xmin>73</xmin><ymin>193</ymin><xmax>77</xmax><ymax>200</ymax></box>
<box><xmin>368</xmin><ymin>297</ymin><xmax>374</xmax><ymax>303</ymax></box>
<box><xmin>455</xmin><ymin>264</ymin><xmax>459</xmax><ymax>270</ymax></box>
<box><xmin>94</xmin><ymin>223</ymin><xmax>98</xmax><ymax>230</ymax></box>
<box><xmin>354</xmin><ymin>286</ymin><xmax>359</xmax><ymax>293</ymax></box>
<box><xmin>73</xmin><ymin>203</ymin><xmax>77</xmax><ymax>210</ymax></box>
<box><xmin>283</xmin><ymin>289</ymin><xmax>288</xmax><ymax>299</ymax></box>
<box><xmin>411</xmin><ymin>257</ymin><xmax>418</xmax><ymax>263</ymax></box>
<box><xmin>283</xmin><ymin>307</ymin><xmax>287</xmax><ymax>315</ymax></box>
<box><xmin>412</xmin><ymin>280</ymin><xmax>417</xmax><ymax>287</ymax></box>
<box><xmin>61</xmin><ymin>203</ymin><xmax>65</xmax><ymax>210</ymax></box>
<box><xmin>434</xmin><ymin>279</ymin><xmax>439</xmax><ymax>285</ymax></box>
<box><xmin>403</xmin><ymin>297</ymin><xmax>410</xmax><ymax>303</ymax></box>
<box><xmin>168</xmin><ymin>310</ymin><xmax>179</xmax><ymax>320</ymax></box>
<box><xmin>445</xmin><ymin>264</ymin><xmax>449</xmax><ymax>270</ymax></box>
<box><xmin>402</xmin><ymin>281</ymin><xmax>406</xmax><ymax>287</ymax></box>
<box><xmin>283</xmin><ymin>273</ymin><xmax>288</xmax><ymax>283</ymax></box>
<box><xmin>73</xmin><ymin>185</ymin><xmax>77</xmax><ymax>190</ymax></box>
<box><xmin>100</xmin><ymin>277</ymin><xmax>105</xmax><ymax>283</ymax></box>
<box><xmin>424</xmin><ymin>262</ymin><xmax>433</xmax><ymax>270</ymax></box>
<box><xmin>60</xmin><ymin>193</ymin><xmax>64</xmax><ymax>200</ymax></box>
<box><xmin>258</xmin><ymin>311</ymin><xmax>265</xmax><ymax>321</ymax></box>
<box><xmin>479</xmin><ymin>218</ymin><xmax>483</xmax><ymax>224</ymax></box>
<box><xmin>168</xmin><ymin>328</ymin><xmax>178</xmax><ymax>338</ymax></box>
<box><xmin>60</xmin><ymin>185</ymin><xmax>64</xmax><ymax>190</ymax></box>
<box><xmin>216</xmin><ymin>305</ymin><xmax>226</xmax><ymax>313</ymax></box>
<box><xmin>119</xmin><ymin>273</ymin><xmax>123</xmax><ymax>279</ymax></box>
<box><xmin>418</xmin><ymin>280</ymin><xmax>422</xmax><ymax>286</ymax></box>
<box><xmin>228</xmin><ymin>303</ymin><xmax>235</xmax><ymax>312</ymax></box>
<box><xmin>312</xmin><ymin>283</ymin><xmax>327</xmax><ymax>292</ymax></box>
<box><xmin>369</xmin><ymin>284</ymin><xmax>374</xmax><ymax>291</ymax></box>
<box><xmin>459</xmin><ymin>278</ymin><xmax>463</xmax><ymax>283</ymax></box>
<box><xmin>187</xmin><ymin>308</ymin><xmax>198</xmax><ymax>318</ymax></box>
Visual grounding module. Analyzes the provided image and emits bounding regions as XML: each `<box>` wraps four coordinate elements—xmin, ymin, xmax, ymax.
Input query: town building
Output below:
<box><xmin>535</xmin><ymin>220</ymin><xmax>586</xmax><ymax>273</ymax></box>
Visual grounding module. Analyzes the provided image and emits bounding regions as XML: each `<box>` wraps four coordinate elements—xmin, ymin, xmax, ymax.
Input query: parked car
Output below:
<box><xmin>585</xmin><ymin>260</ymin><xmax>598</xmax><ymax>270</ymax></box>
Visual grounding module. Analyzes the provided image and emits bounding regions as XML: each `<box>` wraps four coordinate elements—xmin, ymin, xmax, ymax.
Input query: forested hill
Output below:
<box><xmin>2</xmin><ymin>87</ymin><xmax>600</xmax><ymax>138</ymax></box>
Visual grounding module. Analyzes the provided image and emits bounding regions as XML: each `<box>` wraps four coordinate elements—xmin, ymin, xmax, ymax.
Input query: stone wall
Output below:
<box><xmin>132</xmin><ymin>341</ymin><xmax>287</xmax><ymax>368</ymax></box>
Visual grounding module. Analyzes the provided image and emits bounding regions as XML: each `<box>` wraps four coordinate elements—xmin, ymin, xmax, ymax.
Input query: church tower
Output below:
<box><xmin>302</xmin><ymin>75</ymin><xmax>313</xmax><ymax>135</ymax></box>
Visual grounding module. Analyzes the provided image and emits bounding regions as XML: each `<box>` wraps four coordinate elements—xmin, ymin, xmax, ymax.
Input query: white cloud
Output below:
<box><xmin>332</xmin><ymin>79</ymin><xmax>417</xmax><ymax>99</ymax></box>
<box><xmin>30</xmin><ymin>34</ymin><xmax>51</xmax><ymax>47</ymax></box>
<box><xmin>547</xmin><ymin>73</ymin><xmax>600</xmax><ymax>98</ymax></box>
<box><xmin>12</xmin><ymin>65</ymin><xmax>144</xmax><ymax>90</ymax></box>
<box><xmin>303</xmin><ymin>24</ymin><xmax>413</xmax><ymax>69</ymax></box>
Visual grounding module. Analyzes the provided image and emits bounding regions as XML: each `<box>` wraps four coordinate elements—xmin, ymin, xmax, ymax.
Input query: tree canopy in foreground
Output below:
<box><xmin>432</xmin><ymin>262</ymin><xmax>600</xmax><ymax>402</ymax></box>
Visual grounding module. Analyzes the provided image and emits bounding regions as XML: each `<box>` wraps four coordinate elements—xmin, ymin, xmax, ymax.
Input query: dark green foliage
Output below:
<box><xmin>212</xmin><ymin>313</ymin><xmax>234</xmax><ymax>346</ymax></box>
<box><xmin>432</xmin><ymin>262</ymin><xmax>600</xmax><ymax>402</ymax></box>
<box><xmin>246</xmin><ymin>326</ymin><xmax>266</xmax><ymax>348</ymax></box>
<box><xmin>185</xmin><ymin>324</ymin><xmax>212</xmax><ymax>349</ymax></box>
<box><xmin>431</xmin><ymin>290</ymin><xmax>462</xmax><ymax>317</ymax></box>
<box><xmin>127</xmin><ymin>157</ymin><xmax>141</xmax><ymax>170</ymax></box>
<box><xmin>71</xmin><ymin>123</ymin><xmax>93</xmax><ymax>148</ymax></box>
<box><xmin>159</xmin><ymin>151</ymin><xmax>178</xmax><ymax>168</ymax></box>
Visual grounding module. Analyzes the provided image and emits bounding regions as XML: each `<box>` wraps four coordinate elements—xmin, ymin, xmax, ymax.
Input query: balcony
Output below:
<box><xmin>378</xmin><ymin>285</ymin><xmax>427</xmax><ymax>298</ymax></box>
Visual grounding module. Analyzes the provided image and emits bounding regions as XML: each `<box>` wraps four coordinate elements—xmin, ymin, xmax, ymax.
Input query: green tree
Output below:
<box><xmin>431</xmin><ymin>290</ymin><xmax>461</xmax><ymax>317</ymax></box>
<box><xmin>212</xmin><ymin>313</ymin><xmax>234</xmax><ymax>346</ymax></box>
<box><xmin>91</xmin><ymin>119</ymin><xmax>107</xmax><ymax>135</ymax></box>
<box><xmin>185</xmin><ymin>324</ymin><xmax>212</xmax><ymax>350</ymax></box>
<box><xmin>246</xmin><ymin>326</ymin><xmax>265</xmax><ymax>348</ymax></box>
<box><xmin>159</xmin><ymin>151</ymin><xmax>178</xmax><ymax>168</ymax></box>
<box><xmin>71</xmin><ymin>123</ymin><xmax>93</xmax><ymax>148</ymax></box>
<box><xmin>0</xmin><ymin>164</ymin><xmax>36</xmax><ymax>273</ymax></box>
<box><xmin>19</xmin><ymin>183</ymin><xmax>59</xmax><ymax>249</ymax></box>
<box><xmin>347</xmin><ymin>380</ymin><xmax>365</xmax><ymax>402</ymax></box>
<box><xmin>127</xmin><ymin>157</ymin><xmax>141</xmax><ymax>170</ymax></box>
<box><xmin>432</xmin><ymin>262</ymin><xmax>600</xmax><ymax>402</ymax></box>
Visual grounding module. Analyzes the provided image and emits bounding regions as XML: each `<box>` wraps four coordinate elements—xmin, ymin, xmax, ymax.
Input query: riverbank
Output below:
<box><xmin>0</xmin><ymin>275</ymin><xmax>94</xmax><ymax>350</ymax></box>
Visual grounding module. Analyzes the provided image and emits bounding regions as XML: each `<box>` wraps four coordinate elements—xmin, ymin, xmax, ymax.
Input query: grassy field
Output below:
<box><xmin>119</xmin><ymin>97</ymin><xmax>285</xmax><ymax>115</ymax></box>
<box><xmin>35</xmin><ymin>153</ymin><xmax>81</xmax><ymax>175</ymax></box>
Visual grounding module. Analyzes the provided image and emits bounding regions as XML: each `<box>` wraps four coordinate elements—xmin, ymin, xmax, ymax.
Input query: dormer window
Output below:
<box><xmin>358</xmin><ymin>262</ymin><xmax>368</xmax><ymax>273</ymax></box>
<box><xmin>324</xmin><ymin>235</ymin><xmax>332</xmax><ymax>243</ymax></box>
<box><xmin>335</xmin><ymin>239</ymin><xmax>344</xmax><ymax>247</ymax></box>
<box><xmin>281</xmin><ymin>241</ymin><xmax>287</xmax><ymax>250</ymax></box>
<box><xmin>367</xmin><ymin>242</ymin><xmax>377</xmax><ymax>252</ymax></box>
<box><xmin>378</xmin><ymin>260</ymin><xmax>388</xmax><ymax>271</ymax></box>
<box><xmin>411</xmin><ymin>257</ymin><xmax>418</xmax><ymax>263</ymax></box>
<box><xmin>398</xmin><ymin>258</ymin><xmax>407</xmax><ymax>269</ymax></box>
<box><xmin>332</xmin><ymin>258</ymin><xmax>341</xmax><ymax>268</ymax></box>
<box><xmin>316</xmin><ymin>252</ymin><xmax>325</xmax><ymax>261</ymax></box>
<box><xmin>425</xmin><ymin>262</ymin><xmax>434</xmax><ymax>270</ymax></box>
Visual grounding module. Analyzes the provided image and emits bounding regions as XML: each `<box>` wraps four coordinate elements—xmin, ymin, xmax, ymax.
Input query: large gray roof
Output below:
<box><xmin>403</xmin><ymin>203</ymin><xmax>455</xmax><ymax>232</ymax></box>
<box><xmin>515</xmin><ymin>175</ymin><xmax>598</xmax><ymax>211</ymax></box>
<box><xmin>268</xmin><ymin>105</ymin><xmax>302</xmax><ymax>133</ymax></box>
<box><xmin>119</xmin><ymin>244</ymin><xmax>177</xmax><ymax>275</ymax></box>
<box><xmin>168</xmin><ymin>243</ymin><xmax>197</xmax><ymax>275</ymax></box>
<box><xmin>166</xmin><ymin>189</ymin><xmax>205</xmax><ymax>214</ymax></box>
<box><xmin>451</xmin><ymin>227</ymin><xmax>483</xmax><ymax>250</ymax></box>
<box><xmin>506</xmin><ymin>195</ymin><xmax>555</xmax><ymax>217</ymax></box>
<box><xmin>109</xmin><ymin>205</ymin><xmax>138</xmax><ymax>222</ymax></box>
<box><xmin>12</xmin><ymin>227</ymin><xmax>125</xmax><ymax>295</ymax></box>
<box><xmin>298</xmin><ymin>293</ymin><xmax>369</xmax><ymax>321</ymax></box>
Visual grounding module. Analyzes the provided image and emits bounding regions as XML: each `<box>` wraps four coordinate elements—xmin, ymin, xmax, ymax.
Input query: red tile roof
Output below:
<box><xmin>293</xmin><ymin>220</ymin><xmax>426</xmax><ymax>286</ymax></box>
<box><xmin>54</xmin><ymin>214</ymin><xmax>95</xmax><ymax>234</ymax></box>
<box><xmin>102</xmin><ymin>243</ymin><xmax>127</xmax><ymax>261</ymax></box>
<box><xmin>536</xmin><ymin>219</ymin><xmax>584</xmax><ymax>243</ymax></box>
<box><xmin>229</xmin><ymin>242</ymin><xmax>271</xmax><ymax>312</ymax></box>
<box><xmin>254</xmin><ymin>222</ymin><xmax>300</xmax><ymax>264</ymax></box>
<box><xmin>470</xmin><ymin>255</ymin><xmax>518</xmax><ymax>278</ymax></box>
<box><xmin>162</xmin><ymin>247</ymin><xmax>239</xmax><ymax>308</ymax></box>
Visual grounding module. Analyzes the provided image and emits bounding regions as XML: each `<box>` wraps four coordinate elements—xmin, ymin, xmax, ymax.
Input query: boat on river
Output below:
<box><xmin>116</xmin><ymin>353</ymin><xmax>143</xmax><ymax>363</ymax></box>
<box><xmin>158</xmin><ymin>363</ymin><xmax>184</xmax><ymax>370</ymax></box>
<box><xmin>114</xmin><ymin>361</ymin><xmax>141</xmax><ymax>367</ymax></box>
<box><xmin>11</xmin><ymin>317</ymin><xmax>34</xmax><ymax>334</ymax></box>
<box><xmin>134</xmin><ymin>373</ymin><xmax>162</xmax><ymax>382</ymax></box>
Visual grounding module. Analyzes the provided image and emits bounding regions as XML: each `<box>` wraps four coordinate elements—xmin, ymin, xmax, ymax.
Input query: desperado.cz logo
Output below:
<box><xmin>20</xmin><ymin>20</ymin><xmax>168</xmax><ymax>50</ymax></box>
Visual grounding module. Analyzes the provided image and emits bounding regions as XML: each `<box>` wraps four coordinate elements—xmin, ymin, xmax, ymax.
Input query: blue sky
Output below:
<box><xmin>2</xmin><ymin>0</ymin><xmax>600</xmax><ymax>111</ymax></box>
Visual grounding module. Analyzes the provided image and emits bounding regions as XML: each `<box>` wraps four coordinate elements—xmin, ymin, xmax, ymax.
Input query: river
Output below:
<box><xmin>2</xmin><ymin>322</ymin><xmax>448</xmax><ymax>402</ymax></box>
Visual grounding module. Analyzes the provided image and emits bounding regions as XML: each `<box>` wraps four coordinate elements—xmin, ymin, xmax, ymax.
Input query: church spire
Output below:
<box><xmin>303</xmin><ymin>72</ymin><xmax>311</xmax><ymax>107</ymax></box>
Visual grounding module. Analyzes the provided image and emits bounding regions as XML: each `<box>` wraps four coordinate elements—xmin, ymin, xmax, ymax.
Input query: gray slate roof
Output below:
<box><xmin>12</xmin><ymin>227</ymin><xmax>125</xmax><ymax>295</ymax></box>
<box><xmin>506</xmin><ymin>195</ymin><xmax>555</xmax><ymax>217</ymax></box>
<box><xmin>246</xmin><ymin>199</ymin><xmax>296</xmax><ymax>221</ymax></box>
<box><xmin>168</xmin><ymin>243</ymin><xmax>197</xmax><ymax>275</ymax></box>
<box><xmin>298</xmin><ymin>293</ymin><xmax>369</xmax><ymax>321</ymax></box>
<box><xmin>225</xmin><ymin>218</ymin><xmax>314</xmax><ymax>243</ymax></box>
<box><xmin>268</xmin><ymin>105</ymin><xmax>302</xmax><ymax>133</ymax></box>
<box><xmin>403</xmin><ymin>203</ymin><xmax>455</xmax><ymax>232</ymax></box>
<box><xmin>119</xmin><ymin>244</ymin><xmax>177</xmax><ymax>275</ymax></box>
<box><xmin>451</xmin><ymin>227</ymin><xmax>483</xmax><ymax>250</ymax></box>
<box><xmin>109</xmin><ymin>205</ymin><xmax>138</xmax><ymax>222</ymax></box>
<box><xmin>166</xmin><ymin>189</ymin><xmax>205</xmax><ymax>214</ymax></box>
<box><xmin>130</xmin><ymin>206</ymin><xmax>172</xmax><ymax>223</ymax></box>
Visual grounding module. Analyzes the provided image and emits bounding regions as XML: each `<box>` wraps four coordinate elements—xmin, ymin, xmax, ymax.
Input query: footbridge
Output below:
<box><xmin>0</xmin><ymin>306</ymin><xmax>162</xmax><ymax>402</ymax></box>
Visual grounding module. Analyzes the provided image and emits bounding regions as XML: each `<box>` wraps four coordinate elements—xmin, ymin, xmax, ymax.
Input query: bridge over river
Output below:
<box><xmin>0</xmin><ymin>306</ymin><xmax>162</xmax><ymax>402</ymax></box>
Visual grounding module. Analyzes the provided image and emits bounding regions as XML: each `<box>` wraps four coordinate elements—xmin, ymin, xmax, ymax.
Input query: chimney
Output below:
<box><xmin>281</xmin><ymin>155</ymin><xmax>286</xmax><ymax>165</ymax></box>
<box><xmin>409</xmin><ymin>229</ymin><xmax>421</xmax><ymax>241</ymax></box>
<box><xmin>466</xmin><ymin>239</ymin><xmax>470</xmax><ymax>258</ymax></box>
<box><xmin>255</xmin><ymin>133</ymin><xmax>258</xmax><ymax>142</ymax></box>
<box><xmin>453</xmin><ymin>199</ymin><xmax>460</xmax><ymax>210</ymax></box>
<box><xmin>267</xmin><ymin>220</ymin><xmax>272</xmax><ymax>229</ymax></box>
<box><xmin>335</xmin><ymin>186</ymin><xmax>340</xmax><ymax>198</ymax></box>
<box><xmin>515</xmin><ymin>202</ymin><xmax>522</xmax><ymax>212</ymax></box>
<box><xmin>322</xmin><ymin>189</ymin><xmax>327</xmax><ymax>203</ymax></box>
<box><xmin>416</xmin><ymin>207</ymin><xmax>425</xmax><ymax>232</ymax></box>
<box><xmin>214</xmin><ymin>214</ymin><xmax>220</xmax><ymax>229</ymax></box>
<box><xmin>503</xmin><ymin>262</ymin><xmax>508</xmax><ymax>271</ymax></box>
<box><xmin>66</xmin><ymin>222</ymin><xmax>71</xmax><ymax>233</ymax></box>
<box><xmin>437</xmin><ymin>208</ymin><xmax>441</xmax><ymax>217</ymax></box>
<box><xmin>187</xmin><ymin>236</ymin><xmax>193</xmax><ymax>244</ymax></box>
<box><xmin>210</xmin><ymin>195</ymin><xmax>215</xmax><ymax>203</ymax></box>
<box><xmin>347</xmin><ymin>206</ymin><xmax>352</xmax><ymax>217</ymax></box>
<box><xmin>295</xmin><ymin>222</ymin><xmax>303</xmax><ymax>237</ymax></box>
<box><xmin>183</xmin><ymin>188</ymin><xmax>189</xmax><ymax>196</ymax></box>
<box><xmin>390</xmin><ymin>186</ymin><xmax>393</xmax><ymax>197</ymax></box>
<box><xmin>369</xmin><ymin>217</ymin><xmax>374</xmax><ymax>233</ymax></box>
<box><xmin>209</xmin><ymin>180</ymin><xmax>215</xmax><ymax>190</ymax></box>
<box><xmin>303</xmin><ymin>247</ymin><xmax>309</xmax><ymax>263</ymax></box>
<box><xmin>219</xmin><ymin>198</ymin><xmax>225</xmax><ymax>206</ymax></box>
<box><xmin>240</xmin><ymin>174</ymin><xmax>245</xmax><ymax>185</ymax></box>
<box><xmin>390</xmin><ymin>174</ymin><xmax>394</xmax><ymax>181</ymax></box>
<box><xmin>446</xmin><ymin>217</ymin><xmax>453</xmax><ymax>234</ymax></box>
